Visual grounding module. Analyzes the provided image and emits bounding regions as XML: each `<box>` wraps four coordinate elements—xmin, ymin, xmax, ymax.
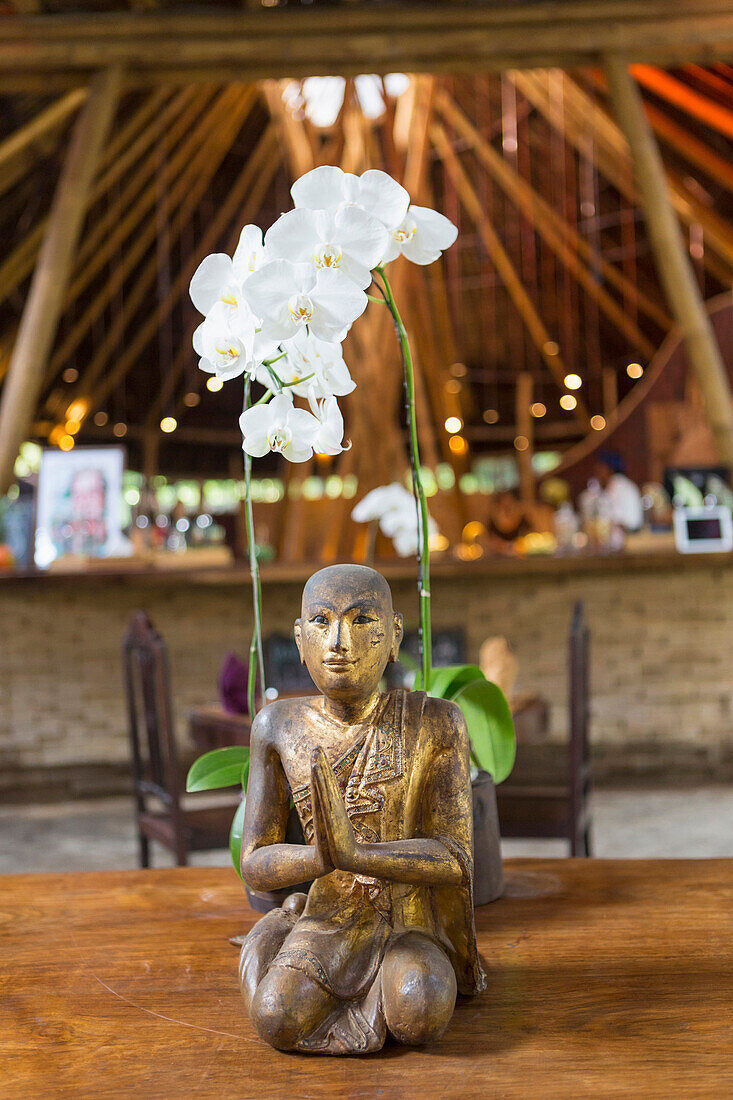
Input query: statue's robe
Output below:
<box><xmin>239</xmin><ymin>689</ymin><xmax>486</xmax><ymax>1054</ymax></box>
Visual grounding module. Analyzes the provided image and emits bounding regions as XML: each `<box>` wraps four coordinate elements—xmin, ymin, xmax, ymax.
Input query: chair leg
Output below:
<box><xmin>139</xmin><ymin>832</ymin><xmax>150</xmax><ymax>869</ymax></box>
<box><xmin>174</xmin><ymin>840</ymin><xmax>188</xmax><ymax>867</ymax></box>
<box><xmin>570</xmin><ymin>822</ymin><xmax>590</xmax><ymax>857</ymax></box>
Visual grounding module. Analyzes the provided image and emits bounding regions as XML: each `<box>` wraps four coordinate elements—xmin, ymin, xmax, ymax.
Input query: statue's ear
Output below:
<box><xmin>389</xmin><ymin>611</ymin><xmax>403</xmax><ymax>663</ymax></box>
<box><xmin>294</xmin><ymin>619</ymin><xmax>305</xmax><ymax>664</ymax></box>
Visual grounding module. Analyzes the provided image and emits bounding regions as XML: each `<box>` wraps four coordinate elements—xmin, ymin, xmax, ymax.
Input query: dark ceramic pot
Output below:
<box><xmin>471</xmin><ymin>769</ymin><xmax>505</xmax><ymax>906</ymax></box>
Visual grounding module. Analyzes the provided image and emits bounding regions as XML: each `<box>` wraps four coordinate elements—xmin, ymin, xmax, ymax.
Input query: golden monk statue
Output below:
<box><xmin>239</xmin><ymin>564</ymin><xmax>485</xmax><ymax>1055</ymax></box>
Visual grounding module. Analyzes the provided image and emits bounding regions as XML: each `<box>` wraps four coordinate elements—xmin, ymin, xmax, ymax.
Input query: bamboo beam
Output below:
<box><xmin>0</xmin><ymin>68</ymin><xmax>122</xmax><ymax>494</ymax></box>
<box><xmin>604</xmin><ymin>56</ymin><xmax>733</xmax><ymax>466</ymax></box>
<box><xmin>0</xmin><ymin>88</ymin><xmax>87</xmax><ymax>197</ymax></box>
<box><xmin>431</xmin><ymin>119</ymin><xmax>591</xmax><ymax>427</ymax></box>
<box><xmin>0</xmin><ymin>3</ymin><xmax>732</xmax><ymax>86</ymax></box>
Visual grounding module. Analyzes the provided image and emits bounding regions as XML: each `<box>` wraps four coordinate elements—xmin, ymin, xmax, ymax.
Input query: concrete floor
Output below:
<box><xmin>1</xmin><ymin>787</ymin><xmax>732</xmax><ymax>873</ymax></box>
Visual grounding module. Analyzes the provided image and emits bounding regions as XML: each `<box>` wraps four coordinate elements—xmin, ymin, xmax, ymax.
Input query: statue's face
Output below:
<box><xmin>295</xmin><ymin>568</ymin><xmax>402</xmax><ymax>701</ymax></box>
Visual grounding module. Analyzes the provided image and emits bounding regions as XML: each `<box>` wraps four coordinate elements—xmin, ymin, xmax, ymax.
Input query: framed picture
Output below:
<box><xmin>35</xmin><ymin>446</ymin><xmax>126</xmax><ymax>568</ymax></box>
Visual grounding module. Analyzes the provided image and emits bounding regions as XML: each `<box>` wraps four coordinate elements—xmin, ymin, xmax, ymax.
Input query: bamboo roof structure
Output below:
<box><xmin>1</xmin><ymin>1</ymin><xmax>733</xmax><ymax>558</ymax></box>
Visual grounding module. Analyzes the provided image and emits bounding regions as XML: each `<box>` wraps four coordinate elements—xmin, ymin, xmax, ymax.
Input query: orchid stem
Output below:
<box><xmin>242</xmin><ymin>378</ymin><xmax>266</xmax><ymax>716</ymax></box>
<box><xmin>367</xmin><ymin>294</ymin><xmax>387</xmax><ymax>304</ymax></box>
<box><xmin>375</xmin><ymin>265</ymin><xmax>432</xmax><ymax>689</ymax></box>
<box><xmin>262</xmin><ymin>350</ymin><xmax>287</xmax><ymax>367</ymax></box>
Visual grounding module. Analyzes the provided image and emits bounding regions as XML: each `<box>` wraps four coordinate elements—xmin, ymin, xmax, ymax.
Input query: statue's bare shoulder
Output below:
<box><xmin>421</xmin><ymin>694</ymin><xmax>469</xmax><ymax>752</ymax></box>
<box><xmin>249</xmin><ymin>695</ymin><xmax>320</xmax><ymax>758</ymax></box>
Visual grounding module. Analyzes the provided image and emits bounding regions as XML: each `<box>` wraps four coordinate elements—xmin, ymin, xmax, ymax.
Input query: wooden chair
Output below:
<box><xmin>496</xmin><ymin>600</ymin><xmax>593</xmax><ymax>856</ymax></box>
<box><xmin>122</xmin><ymin>611</ymin><xmax>239</xmax><ymax>867</ymax></box>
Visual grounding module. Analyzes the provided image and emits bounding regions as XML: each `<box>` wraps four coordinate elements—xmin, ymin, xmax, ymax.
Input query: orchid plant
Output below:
<box><xmin>185</xmin><ymin>165</ymin><xmax>515</xmax><ymax>873</ymax></box>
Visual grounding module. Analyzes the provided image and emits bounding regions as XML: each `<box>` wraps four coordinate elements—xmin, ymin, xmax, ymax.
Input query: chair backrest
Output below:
<box><xmin>568</xmin><ymin>600</ymin><xmax>591</xmax><ymax>790</ymax></box>
<box><xmin>122</xmin><ymin>611</ymin><xmax>181</xmax><ymax>814</ymax></box>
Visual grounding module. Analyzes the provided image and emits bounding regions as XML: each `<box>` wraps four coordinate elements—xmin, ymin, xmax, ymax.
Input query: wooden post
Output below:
<box><xmin>0</xmin><ymin>67</ymin><xmax>121</xmax><ymax>493</ymax></box>
<box><xmin>604</xmin><ymin>55</ymin><xmax>733</xmax><ymax>467</ymax></box>
<box><xmin>602</xmin><ymin>368</ymin><xmax>618</xmax><ymax>419</ymax></box>
<box><xmin>516</xmin><ymin>372</ymin><xmax>535</xmax><ymax>504</ymax></box>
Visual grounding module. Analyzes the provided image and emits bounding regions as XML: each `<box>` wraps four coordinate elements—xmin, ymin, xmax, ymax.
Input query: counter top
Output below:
<box><xmin>2</xmin><ymin>546</ymin><xmax>733</xmax><ymax>587</ymax></box>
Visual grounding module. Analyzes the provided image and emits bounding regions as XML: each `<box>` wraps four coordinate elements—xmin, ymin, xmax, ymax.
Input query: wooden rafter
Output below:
<box><xmin>49</xmin><ymin>86</ymin><xmax>254</xmax><ymax>414</ymax></box>
<box><xmin>44</xmin><ymin>86</ymin><xmax>220</xmax><ymax>387</ymax></box>
<box><xmin>513</xmin><ymin>69</ymin><xmax>733</xmax><ymax>282</ymax></box>
<box><xmin>151</xmin><ymin>126</ymin><xmax>284</xmax><ymax>427</ymax></box>
<box><xmin>0</xmin><ymin>88</ymin><xmax>87</xmax><ymax>198</ymax></box>
<box><xmin>0</xmin><ymin>87</ymin><xmax>175</xmax><ymax>308</ymax></box>
<box><xmin>435</xmin><ymin>88</ymin><xmax>671</xmax><ymax>342</ymax></box>
<box><xmin>78</xmin><ymin>88</ymin><xmax>259</xmax><ymax>413</ymax></box>
<box><xmin>431</xmin><ymin>119</ymin><xmax>591</xmax><ymax>427</ymax></box>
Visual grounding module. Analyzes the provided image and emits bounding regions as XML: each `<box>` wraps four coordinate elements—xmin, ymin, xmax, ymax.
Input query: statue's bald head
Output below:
<box><xmin>295</xmin><ymin>564</ymin><xmax>403</xmax><ymax>701</ymax></box>
<box><xmin>301</xmin><ymin>564</ymin><xmax>394</xmax><ymax>617</ymax></box>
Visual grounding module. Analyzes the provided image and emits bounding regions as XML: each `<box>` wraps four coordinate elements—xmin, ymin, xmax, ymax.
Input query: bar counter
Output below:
<box><xmin>3</xmin><ymin>547</ymin><xmax>733</xmax><ymax>794</ymax></box>
<box><xmin>2</xmin><ymin>544</ymin><xmax>731</xmax><ymax>586</ymax></box>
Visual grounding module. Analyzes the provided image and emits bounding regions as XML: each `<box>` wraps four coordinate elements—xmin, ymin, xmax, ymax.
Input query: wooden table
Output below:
<box><xmin>4</xmin><ymin>860</ymin><xmax>732</xmax><ymax>1098</ymax></box>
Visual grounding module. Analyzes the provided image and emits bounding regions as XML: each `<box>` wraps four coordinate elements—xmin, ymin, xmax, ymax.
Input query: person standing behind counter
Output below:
<box><xmin>592</xmin><ymin>451</ymin><xmax>643</xmax><ymax>532</ymax></box>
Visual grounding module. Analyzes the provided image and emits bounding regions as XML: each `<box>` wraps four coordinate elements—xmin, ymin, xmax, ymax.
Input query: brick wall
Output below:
<box><xmin>2</xmin><ymin>555</ymin><xmax>732</xmax><ymax>787</ymax></box>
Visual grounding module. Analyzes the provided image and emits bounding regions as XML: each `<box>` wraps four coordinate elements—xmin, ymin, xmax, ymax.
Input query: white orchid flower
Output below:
<box><xmin>381</xmin><ymin>205</ymin><xmax>458</xmax><ymax>265</ymax></box>
<box><xmin>351</xmin><ymin>482</ymin><xmax>415</xmax><ymax>522</ymax></box>
<box><xmin>291</xmin><ymin>166</ymin><xmax>409</xmax><ymax>231</ymax></box>
<box><xmin>232</xmin><ymin>224</ymin><xmax>268</xmax><ymax>279</ymax></box>
<box><xmin>263</xmin><ymin>330</ymin><xmax>355</xmax><ymax>399</ymax></box>
<box><xmin>193</xmin><ymin>301</ymin><xmax>256</xmax><ymax>382</ymax></box>
<box><xmin>265</xmin><ymin>206</ymin><xmax>387</xmax><ymax>290</ymax></box>
<box><xmin>313</xmin><ymin>395</ymin><xmax>349</xmax><ymax>456</ymax></box>
<box><xmin>239</xmin><ymin>391</ymin><xmax>319</xmax><ymax>463</ymax></box>
<box><xmin>189</xmin><ymin>225</ymin><xmax>267</xmax><ymax>319</ymax></box>
<box><xmin>351</xmin><ymin>482</ymin><xmax>438</xmax><ymax>558</ymax></box>
<box><xmin>243</xmin><ymin>259</ymin><xmax>367</xmax><ymax>343</ymax></box>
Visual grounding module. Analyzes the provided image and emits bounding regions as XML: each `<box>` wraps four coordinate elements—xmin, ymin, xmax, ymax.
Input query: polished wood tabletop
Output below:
<box><xmin>2</xmin><ymin>860</ymin><xmax>732</xmax><ymax>1098</ymax></box>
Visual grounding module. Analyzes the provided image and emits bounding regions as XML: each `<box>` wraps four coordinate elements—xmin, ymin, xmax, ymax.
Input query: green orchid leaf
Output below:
<box><xmin>417</xmin><ymin>664</ymin><xmax>486</xmax><ymax>700</ymax></box>
<box><xmin>229</xmin><ymin>797</ymin><xmax>247</xmax><ymax>880</ymax></box>
<box><xmin>452</xmin><ymin>678</ymin><xmax>516</xmax><ymax>784</ymax></box>
<box><xmin>186</xmin><ymin>746</ymin><xmax>250</xmax><ymax>792</ymax></box>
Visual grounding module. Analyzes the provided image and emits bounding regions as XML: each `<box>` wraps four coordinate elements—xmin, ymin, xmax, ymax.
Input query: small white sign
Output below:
<box><xmin>673</xmin><ymin>505</ymin><xmax>733</xmax><ymax>554</ymax></box>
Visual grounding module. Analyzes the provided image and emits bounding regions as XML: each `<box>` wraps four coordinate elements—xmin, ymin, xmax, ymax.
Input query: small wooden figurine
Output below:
<box><xmin>239</xmin><ymin>564</ymin><xmax>485</xmax><ymax>1055</ymax></box>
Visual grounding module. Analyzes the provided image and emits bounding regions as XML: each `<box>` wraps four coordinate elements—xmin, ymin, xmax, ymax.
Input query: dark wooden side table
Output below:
<box><xmin>189</xmin><ymin>705</ymin><xmax>251</xmax><ymax>753</ymax></box>
<box><xmin>3</xmin><ymin>860</ymin><xmax>732</xmax><ymax>1097</ymax></box>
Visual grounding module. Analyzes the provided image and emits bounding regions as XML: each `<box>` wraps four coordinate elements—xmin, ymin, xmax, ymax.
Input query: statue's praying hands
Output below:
<box><xmin>239</xmin><ymin>565</ymin><xmax>485</xmax><ymax>1055</ymax></box>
